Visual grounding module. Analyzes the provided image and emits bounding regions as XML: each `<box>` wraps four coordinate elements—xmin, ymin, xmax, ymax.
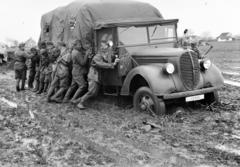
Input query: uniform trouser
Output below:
<box><xmin>80</xmin><ymin>80</ymin><xmax>99</xmax><ymax>105</ymax></box>
<box><xmin>28</xmin><ymin>69</ymin><xmax>36</xmax><ymax>87</ymax></box>
<box><xmin>15</xmin><ymin>68</ymin><xmax>27</xmax><ymax>80</ymax></box>
<box><xmin>35</xmin><ymin>70</ymin><xmax>40</xmax><ymax>82</ymax></box>
<box><xmin>44</xmin><ymin>73</ymin><xmax>52</xmax><ymax>85</ymax></box>
<box><xmin>15</xmin><ymin>68</ymin><xmax>27</xmax><ymax>90</ymax></box>
<box><xmin>64</xmin><ymin>74</ymin><xmax>87</xmax><ymax>100</ymax></box>
<box><xmin>39</xmin><ymin>71</ymin><xmax>45</xmax><ymax>84</ymax></box>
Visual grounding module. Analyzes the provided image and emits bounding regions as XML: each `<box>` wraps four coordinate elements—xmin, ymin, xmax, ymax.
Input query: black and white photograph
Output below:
<box><xmin>0</xmin><ymin>0</ymin><xmax>239</xmax><ymax>166</ymax></box>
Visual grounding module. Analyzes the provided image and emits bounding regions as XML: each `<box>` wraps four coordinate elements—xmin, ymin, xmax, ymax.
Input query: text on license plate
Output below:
<box><xmin>186</xmin><ymin>94</ymin><xmax>204</xmax><ymax>102</ymax></box>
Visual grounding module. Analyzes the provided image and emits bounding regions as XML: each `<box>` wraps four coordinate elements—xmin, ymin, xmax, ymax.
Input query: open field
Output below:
<box><xmin>204</xmin><ymin>41</ymin><xmax>240</xmax><ymax>82</ymax></box>
<box><xmin>0</xmin><ymin>41</ymin><xmax>240</xmax><ymax>167</ymax></box>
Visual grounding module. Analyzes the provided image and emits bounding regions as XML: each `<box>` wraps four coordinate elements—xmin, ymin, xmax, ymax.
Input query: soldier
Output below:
<box><xmin>33</xmin><ymin>42</ymin><xmax>46</xmax><ymax>92</ymax></box>
<box><xmin>73</xmin><ymin>37</ymin><xmax>120</xmax><ymax>109</ymax></box>
<box><xmin>46</xmin><ymin>44</ymin><xmax>72</xmax><ymax>102</ymax></box>
<box><xmin>181</xmin><ymin>29</ymin><xmax>191</xmax><ymax>49</ymax></box>
<box><xmin>50</xmin><ymin>47</ymin><xmax>61</xmax><ymax>81</ymax></box>
<box><xmin>28</xmin><ymin>47</ymin><xmax>40</xmax><ymax>89</ymax></box>
<box><xmin>62</xmin><ymin>40</ymin><xmax>88</xmax><ymax>103</ymax></box>
<box><xmin>37</xmin><ymin>46</ymin><xmax>49</xmax><ymax>94</ymax></box>
<box><xmin>14</xmin><ymin>43</ymin><xmax>34</xmax><ymax>91</ymax></box>
<box><xmin>43</xmin><ymin>42</ymin><xmax>56</xmax><ymax>93</ymax></box>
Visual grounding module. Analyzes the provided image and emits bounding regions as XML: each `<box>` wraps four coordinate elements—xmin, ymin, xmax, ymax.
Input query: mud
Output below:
<box><xmin>0</xmin><ymin>66</ymin><xmax>240</xmax><ymax>167</ymax></box>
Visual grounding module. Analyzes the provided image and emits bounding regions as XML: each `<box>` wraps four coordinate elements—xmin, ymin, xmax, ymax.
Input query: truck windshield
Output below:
<box><xmin>118</xmin><ymin>24</ymin><xmax>176</xmax><ymax>46</ymax></box>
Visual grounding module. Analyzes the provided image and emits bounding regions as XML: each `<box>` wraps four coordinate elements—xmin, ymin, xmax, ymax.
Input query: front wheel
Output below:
<box><xmin>133</xmin><ymin>87</ymin><xmax>166</xmax><ymax>115</ymax></box>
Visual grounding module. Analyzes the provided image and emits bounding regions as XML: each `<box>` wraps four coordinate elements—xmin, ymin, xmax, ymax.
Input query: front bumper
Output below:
<box><xmin>160</xmin><ymin>86</ymin><xmax>221</xmax><ymax>100</ymax></box>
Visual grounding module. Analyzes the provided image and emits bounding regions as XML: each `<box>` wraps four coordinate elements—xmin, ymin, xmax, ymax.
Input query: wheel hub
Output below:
<box><xmin>139</xmin><ymin>96</ymin><xmax>154</xmax><ymax>112</ymax></box>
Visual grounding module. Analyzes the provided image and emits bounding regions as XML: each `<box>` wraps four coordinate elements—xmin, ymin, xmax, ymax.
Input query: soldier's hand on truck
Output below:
<box><xmin>88</xmin><ymin>54</ymin><xmax>93</xmax><ymax>59</ymax></box>
<box><xmin>86</xmin><ymin>49</ymin><xmax>93</xmax><ymax>58</ymax></box>
<box><xmin>113</xmin><ymin>57</ymin><xmax>120</xmax><ymax>66</ymax></box>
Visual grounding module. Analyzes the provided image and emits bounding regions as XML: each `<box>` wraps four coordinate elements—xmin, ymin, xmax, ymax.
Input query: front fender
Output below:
<box><xmin>120</xmin><ymin>64</ymin><xmax>177</xmax><ymax>96</ymax></box>
<box><xmin>167</xmin><ymin>63</ymin><xmax>224</xmax><ymax>92</ymax></box>
<box><xmin>201</xmin><ymin>64</ymin><xmax>224</xmax><ymax>87</ymax></box>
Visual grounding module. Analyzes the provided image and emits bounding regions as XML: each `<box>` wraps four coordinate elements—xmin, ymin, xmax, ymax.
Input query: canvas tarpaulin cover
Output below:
<box><xmin>39</xmin><ymin>0</ymin><xmax>163</xmax><ymax>47</ymax></box>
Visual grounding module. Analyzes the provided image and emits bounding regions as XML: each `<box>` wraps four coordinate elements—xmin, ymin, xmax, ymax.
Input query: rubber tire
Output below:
<box><xmin>133</xmin><ymin>87</ymin><xmax>166</xmax><ymax>115</ymax></box>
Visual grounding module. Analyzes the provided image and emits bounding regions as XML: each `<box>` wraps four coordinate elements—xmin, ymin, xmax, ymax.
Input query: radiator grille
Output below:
<box><xmin>180</xmin><ymin>52</ymin><xmax>200</xmax><ymax>90</ymax></box>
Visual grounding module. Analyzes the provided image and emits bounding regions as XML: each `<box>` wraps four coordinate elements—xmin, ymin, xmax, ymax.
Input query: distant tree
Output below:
<box><xmin>5</xmin><ymin>38</ymin><xmax>19</xmax><ymax>47</ymax></box>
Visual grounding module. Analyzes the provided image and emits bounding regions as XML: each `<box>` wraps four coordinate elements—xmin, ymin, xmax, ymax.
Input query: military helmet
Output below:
<box><xmin>19</xmin><ymin>43</ymin><xmax>25</xmax><ymax>48</ymax></box>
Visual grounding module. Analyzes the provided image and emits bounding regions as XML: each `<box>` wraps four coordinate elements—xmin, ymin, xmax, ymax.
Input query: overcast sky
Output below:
<box><xmin>0</xmin><ymin>0</ymin><xmax>239</xmax><ymax>42</ymax></box>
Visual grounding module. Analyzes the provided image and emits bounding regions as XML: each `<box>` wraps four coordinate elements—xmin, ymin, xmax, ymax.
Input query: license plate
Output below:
<box><xmin>186</xmin><ymin>94</ymin><xmax>204</xmax><ymax>102</ymax></box>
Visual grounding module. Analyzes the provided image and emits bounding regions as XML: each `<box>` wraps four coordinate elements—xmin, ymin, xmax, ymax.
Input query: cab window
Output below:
<box><xmin>118</xmin><ymin>27</ymin><xmax>148</xmax><ymax>45</ymax></box>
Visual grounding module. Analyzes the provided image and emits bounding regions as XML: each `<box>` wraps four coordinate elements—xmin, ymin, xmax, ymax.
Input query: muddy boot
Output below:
<box><xmin>32</xmin><ymin>81</ymin><xmax>39</xmax><ymax>92</ymax></box>
<box><xmin>71</xmin><ymin>87</ymin><xmax>85</xmax><ymax>101</ymax></box>
<box><xmin>62</xmin><ymin>98</ymin><xmax>70</xmax><ymax>103</ymax></box>
<box><xmin>77</xmin><ymin>102</ymin><xmax>86</xmax><ymax>110</ymax></box>
<box><xmin>16</xmin><ymin>79</ymin><xmax>20</xmax><ymax>92</ymax></box>
<box><xmin>16</xmin><ymin>86</ymin><xmax>20</xmax><ymax>92</ymax></box>
<box><xmin>46</xmin><ymin>86</ymin><xmax>55</xmax><ymax>102</ymax></box>
<box><xmin>62</xmin><ymin>88</ymin><xmax>74</xmax><ymax>103</ymax></box>
<box><xmin>52</xmin><ymin>98</ymin><xmax>62</xmax><ymax>103</ymax></box>
<box><xmin>28</xmin><ymin>83</ymin><xmax>33</xmax><ymax>89</ymax></box>
<box><xmin>70</xmin><ymin>97</ymin><xmax>81</xmax><ymax>104</ymax></box>
<box><xmin>50</xmin><ymin>88</ymin><xmax>65</xmax><ymax>102</ymax></box>
<box><xmin>28</xmin><ymin>79</ymin><xmax>33</xmax><ymax>89</ymax></box>
<box><xmin>43</xmin><ymin>82</ymin><xmax>49</xmax><ymax>93</ymax></box>
<box><xmin>36</xmin><ymin>82</ymin><xmax>44</xmax><ymax>94</ymax></box>
<box><xmin>21</xmin><ymin>80</ymin><xmax>26</xmax><ymax>91</ymax></box>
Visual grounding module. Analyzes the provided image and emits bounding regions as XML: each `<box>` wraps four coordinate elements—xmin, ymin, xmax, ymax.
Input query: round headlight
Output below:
<box><xmin>164</xmin><ymin>63</ymin><xmax>175</xmax><ymax>74</ymax></box>
<box><xmin>202</xmin><ymin>59</ymin><xmax>211</xmax><ymax>70</ymax></box>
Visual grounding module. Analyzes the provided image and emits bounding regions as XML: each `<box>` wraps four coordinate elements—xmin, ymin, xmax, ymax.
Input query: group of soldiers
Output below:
<box><xmin>13</xmin><ymin>38</ymin><xmax>120</xmax><ymax>109</ymax></box>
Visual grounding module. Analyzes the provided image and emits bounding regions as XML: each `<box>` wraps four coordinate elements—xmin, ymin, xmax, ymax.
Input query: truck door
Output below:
<box><xmin>95</xmin><ymin>28</ymin><xmax>123</xmax><ymax>95</ymax></box>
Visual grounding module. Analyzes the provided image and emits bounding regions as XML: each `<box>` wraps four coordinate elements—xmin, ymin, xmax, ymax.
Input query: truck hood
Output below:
<box><xmin>131</xmin><ymin>47</ymin><xmax>186</xmax><ymax>65</ymax></box>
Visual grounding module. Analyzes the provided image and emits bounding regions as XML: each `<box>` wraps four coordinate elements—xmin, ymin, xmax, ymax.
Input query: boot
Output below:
<box><xmin>70</xmin><ymin>98</ymin><xmax>80</xmax><ymax>104</ymax></box>
<box><xmin>77</xmin><ymin>102</ymin><xmax>86</xmax><ymax>110</ymax></box>
<box><xmin>36</xmin><ymin>82</ymin><xmax>44</xmax><ymax>94</ymax></box>
<box><xmin>62</xmin><ymin>87</ymin><xmax>75</xmax><ymax>103</ymax></box>
<box><xmin>16</xmin><ymin>86</ymin><xmax>20</xmax><ymax>92</ymax></box>
<box><xmin>46</xmin><ymin>86</ymin><xmax>55</xmax><ymax>102</ymax></box>
<box><xmin>21</xmin><ymin>80</ymin><xmax>26</xmax><ymax>91</ymax></box>
<box><xmin>50</xmin><ymin>88</ymin><xmax>65</xmax><ymax>103</ymax></box>
<box><xmin>16</xmin><ymin>79</ymin><xmax>20</xmax><ymax>92</ymax></box>
<box><xmin>71</xmin><ymin>86</ymin><xmax>85</xmax><ymax>101</ymax></box>
<box><xmin>28</xmin><ymin>80</ymin><xmax>33</xmax><ymax>89</ymax></box>
<box><xmin>32</xmin><ymin>81</ymin><xmax>39</xmax><ymax>92</ymax></box>
<box><xmin>43</xmin><ymin>82</ymin><xmax>49</xmax><ymax>93</ymax></box>
<box><xmin>52</xmin><ymin>97</ymin><xmax>62</xmax><ymax>103</ymax></box>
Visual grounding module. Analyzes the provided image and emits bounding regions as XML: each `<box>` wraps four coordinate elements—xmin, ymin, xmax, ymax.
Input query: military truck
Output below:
<box><xmin>39</xmin><ymin>0</ymin><xmax>224</xmax><ymax>115</ymax></box>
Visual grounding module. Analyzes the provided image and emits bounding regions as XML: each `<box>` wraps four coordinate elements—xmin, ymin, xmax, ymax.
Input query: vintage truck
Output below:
<box><xmin>39</xmin><ymin>0</ymin><xmax>224</xmax><ymax>115</ymax></box>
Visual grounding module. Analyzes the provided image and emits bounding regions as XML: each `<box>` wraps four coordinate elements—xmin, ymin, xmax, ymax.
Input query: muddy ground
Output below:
<box><xmin>1</xmin><ymin>64</ymin><xmax>240</xmax><ymax>167</ymax></box>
